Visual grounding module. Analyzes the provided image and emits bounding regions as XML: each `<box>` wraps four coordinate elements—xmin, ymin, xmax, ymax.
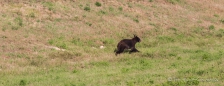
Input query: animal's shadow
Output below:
<box><xmin>114</xmin><ymin>48</ymin><xmax>139</xmax><ymax>54</ymax></box>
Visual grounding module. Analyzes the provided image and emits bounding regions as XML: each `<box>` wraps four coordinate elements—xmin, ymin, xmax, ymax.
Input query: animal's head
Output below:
<box><xmin>133</xmin><ymin>35</ymin><xmax>141</xmax><ymax>42</ymax></box>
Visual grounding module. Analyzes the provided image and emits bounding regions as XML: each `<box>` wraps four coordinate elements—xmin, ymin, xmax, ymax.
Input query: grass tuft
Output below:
<box><xmin>167</xmin><ymin>0</ymin><xmax>182</xmax><ymax>4</ymax></box>
<box><xmin>15</xmin><ymin>17</ymin><xmax>23</xmax><ymax>26</ymax></box>
<box><xmin>118</xmin><ymin>7</ymin><xmax>123</xmax><ymax>11</ymax></box>
<box><xmin>209</xmin><ymin>25</ymin><xmax>215</xmax><ymax>30</ymax></box>
<box><xmin>95</xmin><ymin>2</ymin><xmax>102</xmax><ymax>7</ymax></box>
<box><xmin>19</xmin><ymin>80</ymin><xmax>26</xmax><ymax>86</ymax></box>
<box><xmin>220</xmin><ymin>19</ymin><xmax>224</xmax><ymax>24</ymax></box>
<box><xmin>43</xmin><ymin>2</ymin><xmax>55</xmax><ymax>11</ymax></box>
<box><xmin>133</xmin><ymin>18</ymin><xmax>139</xmax><ymax>23</ymax></box>
<box><xmin>84</xmin><ymin>6</ymin><xmax>91</xmax><ymax>12</ymax></box>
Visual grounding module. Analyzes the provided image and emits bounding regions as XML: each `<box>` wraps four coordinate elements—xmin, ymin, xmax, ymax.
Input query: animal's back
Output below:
<box><xmin>118</xmin><ymin>39</ymin><xmax>133</xmax><ymax>47</ymax></box>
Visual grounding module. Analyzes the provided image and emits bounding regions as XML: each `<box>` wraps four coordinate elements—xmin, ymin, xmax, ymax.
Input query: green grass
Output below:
<box><xmin>1</xmin><ymin>51</ymin><xmax>222</xmax><ymax>85</ymax></box>
<box><xmin>167</xmin><ymin>0</ymin><xmax>183</xmax><ymax>4</ymax></box>
<box><xmin>0</xmin><ymin>0</ymin><xmax>224</xmax><ymax>86</ymax></box>
<box><xmin>42</xmin><ymin>2</ymin><xmax>55</xmax><ymax>11</ymax></box>
<box><xmin>84</xmin><ymin>6</ymin><xmax>91</xmax><ymax>12</ymax></box>
<box><xmin>95</xmin><ymin>2</ymin><xmax>102</xmax><ymax>7</ymax></box>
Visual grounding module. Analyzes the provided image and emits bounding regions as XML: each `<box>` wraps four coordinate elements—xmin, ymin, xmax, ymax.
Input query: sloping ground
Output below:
<box><xmin>0</xmin><ymin>0</ymin><xmax>224</xmax><ymax>56</ymax></box>
<box><xmin>0</xmin><ymin>0</ymin><xmax>224</xmax><ymax>85</ymax></box>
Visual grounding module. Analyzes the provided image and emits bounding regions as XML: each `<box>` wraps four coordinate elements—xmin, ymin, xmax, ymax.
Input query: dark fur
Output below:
<box><xmin>115</xmin><ymin>35</ymin><xmax>141</xmax><ymax>56</ymax></box>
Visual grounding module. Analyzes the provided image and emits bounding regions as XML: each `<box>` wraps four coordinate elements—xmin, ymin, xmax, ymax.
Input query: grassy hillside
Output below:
<box><xmin>0</xmin><ymin>0</ymin><xmax>224</xmax><ymax>85</ymax></box>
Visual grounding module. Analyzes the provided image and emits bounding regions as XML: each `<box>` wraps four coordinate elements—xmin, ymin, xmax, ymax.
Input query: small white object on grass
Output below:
<box><xmin>100</xmin><ymin>46</ymin><xmax>105</xmax><ymax>49</ymax></box>
<box><xmin>47</xmin><ymin>46</ymin><xmax>65</xmax><ymax>51</ymax></box>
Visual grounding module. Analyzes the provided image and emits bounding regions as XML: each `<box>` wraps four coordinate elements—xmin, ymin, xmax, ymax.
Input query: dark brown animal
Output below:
<box><xmin>115</xmin><ymin>35</ymin><xmax>141</xmax><ymax>56</ymax></box>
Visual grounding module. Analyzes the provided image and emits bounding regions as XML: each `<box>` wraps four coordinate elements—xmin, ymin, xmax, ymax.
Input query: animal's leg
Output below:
<box><xmin>115</xmin><ymin>48</ymin><xmax>120</xmax><ymax>56</ymax></box>
<box><xmin>129</xmin><ymin>48</ymin><xmax>139</xmax><ymax>53</ymax></box>
<box><xmin>114</xmin><ymin>48</ymin><xmax>118</xmax><ymax>52</ymax></box>
<box><xmin>116</xmin><ymin>48</ymin><xmax>124</xmax><ymax>56</ymax></box>
<box><xmin>115</xmin><ymin>45</ymin><xmax>126</xmax><ymax>56</ymax></box>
